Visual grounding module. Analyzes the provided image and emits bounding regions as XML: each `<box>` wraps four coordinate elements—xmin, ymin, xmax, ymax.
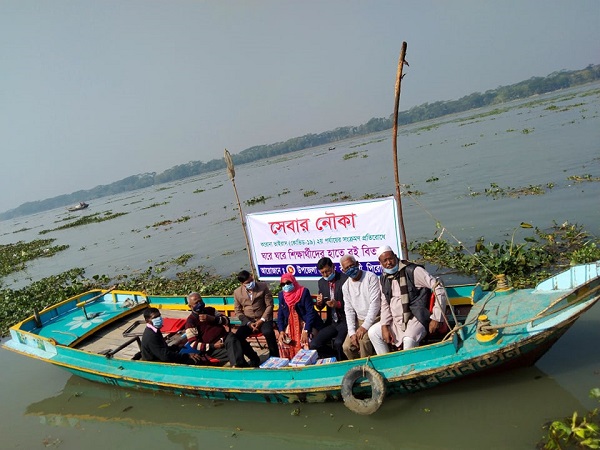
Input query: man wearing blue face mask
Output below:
<box><xmin>141</xmin><ymin>307</ymin><xmax>198</xmax><ymax>364</ymax></box>
<box><xmin>340</xmin><ymin>254</ymin><xmax>381</xmax><ymax>360</ymax></box>
<box><xmin>184</xmin><ymin>292</ymin><xmax>251</xmax><ymax>367</ymax></box>
<box><xmin>310</xmin><ymin>257</ymin><xmax>348</xmax><ymax>361</ymax></box>
<box><xmin>233</xmin><ymin>270</ymin><xmax>279</xmax><ymax>364</ymax></box>
<box><xmin>368</xmin><ymin>245</ymin><xmax>448</xmax><ymax>355</ymax></box>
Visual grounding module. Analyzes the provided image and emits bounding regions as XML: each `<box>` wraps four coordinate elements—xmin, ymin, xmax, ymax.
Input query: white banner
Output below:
<box><xmin>246</xmin><ymin>197</ymin><xmax>403</xmax><ymax>280</ymax></box>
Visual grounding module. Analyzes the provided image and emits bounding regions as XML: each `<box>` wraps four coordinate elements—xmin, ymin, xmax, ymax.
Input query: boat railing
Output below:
<box><xmin>99</xmin><ymin>336</ymin><xmax>142</xmax><ymax>359</ymax></box>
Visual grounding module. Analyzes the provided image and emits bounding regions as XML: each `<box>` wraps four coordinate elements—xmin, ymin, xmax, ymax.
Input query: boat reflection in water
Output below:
<box><xmin>25</xmin><ymin>363</ymin><xmax>587</xmax><ymax>450</ymax></box>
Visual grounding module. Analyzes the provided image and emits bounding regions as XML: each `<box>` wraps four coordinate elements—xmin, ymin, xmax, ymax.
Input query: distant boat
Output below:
<box><xmin>67</xmin><ymin>202</ymin><xmax>89</xmax><ymax>212</ymax></box>
<box><xmin>328</xmin><ymin>146</ymin><xmax>336</xmax><ymax>150</ymax></box>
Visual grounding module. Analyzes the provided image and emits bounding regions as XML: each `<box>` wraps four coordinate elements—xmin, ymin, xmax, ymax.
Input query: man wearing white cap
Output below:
<box><xmin>368</xmin><ymin>245</ymin><xmax>448</xmax><ymax>354</ymax></box>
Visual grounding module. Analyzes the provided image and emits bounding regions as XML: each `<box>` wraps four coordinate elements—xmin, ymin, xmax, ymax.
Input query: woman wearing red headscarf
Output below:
<box><xmin>277</xmin><ymin>273</ymin><xmax>324</xmax><ymax>356</ymax></box>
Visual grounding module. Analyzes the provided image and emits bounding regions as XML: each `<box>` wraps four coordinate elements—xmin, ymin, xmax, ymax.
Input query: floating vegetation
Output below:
<box><xmin>426</xmin><ymin>176</ymin><xmax>439</xmax><ymax>183</ymax></box>
<box><xmin>39</xmin><ymin>212</ymin><xmax>128</xmax><ymax>234</ymax></box>
<box><xmin>343</xmin><ymin>151</ymin><xmax>368</xmax><ymax>160</ymax></box>
<box><xmin>149</xmin><ymin>216</ymin><xmax>191</xmax><ymax>228</ymax></box>
<box><xmin>414</xmin><ymin>123</ymin><xmax>440</xmax><ymax>132</ymax></box>
<box><xmin>245</xmin><ymin>195</ymin><xmax>271</xmax><ymax>206</ymax></box>
<box><xmin>193</xmin><ymin>188</ymin><xmax>205</xmax><ymax>194</ymax></box>
<box><xmin>462</xmin><ymin>142</ymin><xmax>476</xmax><ymax>147</ymax></box>
<box><xmin>156</xmin><ymin>186</ymin><xmax>174</xmax><ymax>192</ymax></box>
<box><xmin>349</xmin><ymin>138</ymin><xmax>385</xmax><ymax>148</ymax></box>
<box><xmin>521</xmin><ymin>128</ymin><xmax>534</xmax><ymax>134</ymax></box>
<box><xmin>539</xmin><ymin>387</ymin><xmax>600</xmax><ymax>449</ymax></box>
<box><xmin>360</xmin><ymin>193</ymin><xmax>388</xmax><ymax>200</ymax></box>
<box><xmin>468</xmin><ymin>183</ymin><xmax>547</xmax><ymax>199</ymax></box>
<box><xmin>12</xmin><ymin>227</ymin><xmax>31</xmax><ymax>234</ymax></box>
<box><xmin>211</xmin><ymin>184</ymin><xmax>223</xmax><ymax>190</ymax></box>
<box><xmin>0</xmin><ymin>239</ymin><xmax>69</xmax><ymax>278</ymax></box>
<box><xmin>303</xmin><ymin>190</ymin><xmax>318</xmax><ymax>197</ymax></box>
<box><xmin>568</xmin><ymin>174</ymin><xmax>600</xmax><ymax>183</ymax></box>
<box><xmin>278</xmin><ymin>188</ymin><xmax>290</xmax><ymax>197</ymax></box>
<box><xmin>142</xmin><ymin>202</ymin><xmax>169</xmax><ymax>210</ymax></box>
<box><xmin>154</xmin><ymin>254</ymin><xmax>193</xmax><ymax>272</ymax></box>
<box><xmin>412</xmin><ymin>221</ymin><xmax>600</xmax><ymax>290</ymax></box>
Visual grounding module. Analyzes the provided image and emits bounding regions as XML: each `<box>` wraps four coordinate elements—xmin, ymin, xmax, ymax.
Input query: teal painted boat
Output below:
<box><xmin>4</xmin><ymin>261</ymin><xmax>599</xmax><ymax>413</ymax></box>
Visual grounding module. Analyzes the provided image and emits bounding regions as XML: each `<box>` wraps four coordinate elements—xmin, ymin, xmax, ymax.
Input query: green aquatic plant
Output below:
<box><xmin>150</xmin><ymin>216</ymin><xmax>191</xmax><ymax>228</ymax></box>
<box><xmin>142</xmin><ymin>202</ymin><xmax>169</xmax><ymax>209</ymax></box>
<box><xmin>39</xmin><ymin>212</ymin><xmax>128</xmax><ymax>234</ymax></box>
<box><xmin>303</xmin><ymin>190</ymin><xmax>318</xmax><ymax>197</ymax></box>
<box><xmin>469</xmin><ymin>182</ymin><xmax>547</xmax><ymax>199</ymax></box>
<box><xmin>568</xmin><ymin>174</ymin><xmax>600</xmax><ymax>183</ymax></box>
<box><xmin>540</xmin><ymin>388</ymin><xmax>600</xmax><ymax>449</ymax></box>
<box><xmin>245</xmin><ymin>195</ymin><xmax>271</xmax><ymax>206</ymax></box>
<box><xmin>411</xmin><ymin>221</ymin><xmax>600</xmax><ymax>289</ymax></box>
<box><xmin>0</xmin><ymin>239</ymin><xmax>69</xmax><ymax>278</ymax></box>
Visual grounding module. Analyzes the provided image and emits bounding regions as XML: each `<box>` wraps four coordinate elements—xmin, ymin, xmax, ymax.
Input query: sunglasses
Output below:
<box><xmin>280</xmin><ymin>281</ymin><xmax>293</xmax><ymax>287</ymax></box>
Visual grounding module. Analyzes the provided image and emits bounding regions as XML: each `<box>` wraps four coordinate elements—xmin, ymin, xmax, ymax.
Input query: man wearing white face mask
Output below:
<box><xmin>368</xmin><ymin>245</ymin><xmax>448</xmax><ymax>354</ymax></box>
<box><xmin>233</xmin><ymin>270</ymin><xmax>279</xmax><ymax>364</ymax></box>
<box><xmin>140</xmin><ymin>307</ymin><xmax>198</xmax><ymax>364</ymax></box>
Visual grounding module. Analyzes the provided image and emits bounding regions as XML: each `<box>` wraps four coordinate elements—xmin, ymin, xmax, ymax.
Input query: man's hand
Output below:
<box><xmin>326</xmin><ymin>299</ymin><xmax>336</xmax><ymax>308</ymax></box>
<box><xmin>249</xmin><ymin>321</ymin><xmax>260</xmax><ymax>333</ymax></box>
<box><xmin>355</xmin><ymin>326</ymin><xmax>367</xmax><ymax>340</ymax></box>
<box><xmin>350</xmin><ymin>334</ymin><xmax>359</xmax><ymax>349</ymax></box>
<box><xmin>198</xmin><ymin>314</ymin><xmax>215</xmax><ymax>323</ymax></box>
<box><xmin>429</xmin><ymin>320</ymin><xmax>441</xmax><ymax>334</ymax></box>
<box><xmin>382</xmin><ymin>325</ymin><xmax>394</xmax><ymax>344</ymax></box>
<box><xmin>315</xmin><ymin>293</ymin><xmax>324</xmax><ymax>307</ymax></box>
<box><xmin>189</xmin><ymin>354</ymin><xmax>203</xmax><ymax>363</ymax></box>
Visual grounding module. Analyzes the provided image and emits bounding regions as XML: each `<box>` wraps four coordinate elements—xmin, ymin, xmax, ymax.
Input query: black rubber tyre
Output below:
<box><xmin>340</xmin><ymin>365</ymin><xmax>386</xmax><ymax>415</ymax></box>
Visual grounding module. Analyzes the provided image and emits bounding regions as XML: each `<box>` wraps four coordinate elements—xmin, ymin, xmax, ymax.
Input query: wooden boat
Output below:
<box><xmin>4</xmin><ymin>261</ymin><xmax>599</xmax><ymax>413</ymax></box>
<box><xmin>67</xmin><ymin>202</ymin><xmax>89</xmax><ymax>212</ymax></box>
<box><xmin>4</xmin><ymin>46</ymin><xmax>599</xmax><ymax>414</ymax></box>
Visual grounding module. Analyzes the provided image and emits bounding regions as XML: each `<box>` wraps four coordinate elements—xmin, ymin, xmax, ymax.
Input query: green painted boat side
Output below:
<box><xmin>3</xmin><ymin>262</ymin><xmax>600</xmax><ymax>404</ymax></box>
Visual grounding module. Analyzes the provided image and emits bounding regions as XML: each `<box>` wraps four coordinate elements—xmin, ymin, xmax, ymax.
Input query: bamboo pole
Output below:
<box><xmin>392</xmin><ymin>42</ymin><xmax>409</xmax><ymax>258</ymax></box>
<box><xmin>224</xmin><ymin>149</ymin><xmax>258</xmax><ymax>280</ymax></box>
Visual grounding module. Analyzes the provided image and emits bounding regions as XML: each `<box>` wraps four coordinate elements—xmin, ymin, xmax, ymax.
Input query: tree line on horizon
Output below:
<box><xmin>2</xmin><ymin>64</ymin><xmax>599</xmax><ymax>221</ymax></box>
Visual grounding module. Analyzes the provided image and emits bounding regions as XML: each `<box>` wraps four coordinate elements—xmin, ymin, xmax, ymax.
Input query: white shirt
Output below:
<box><xmin>342</xmin><ymin>270</ymin><xmax>381</xmax><ymax>336</ymax></box>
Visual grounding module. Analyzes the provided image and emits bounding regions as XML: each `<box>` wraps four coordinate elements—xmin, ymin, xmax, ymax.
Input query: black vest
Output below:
<box><xmin>380</xmin><ymin>262</ymin><xmax>432</xmax><ymax>327</ymax></box>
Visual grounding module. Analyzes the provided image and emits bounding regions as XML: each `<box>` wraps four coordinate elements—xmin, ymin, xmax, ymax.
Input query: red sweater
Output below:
<box><xmin>184</xmin><ymin>307</ymin><xmax>229</xmax><ymax>352</ymax></box>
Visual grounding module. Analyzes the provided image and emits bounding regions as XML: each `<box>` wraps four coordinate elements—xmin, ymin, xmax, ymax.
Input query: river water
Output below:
<box><xmin>1</xmin><ymin>83</ymin><xmax>599</xmax><ymax>449</ymax></box>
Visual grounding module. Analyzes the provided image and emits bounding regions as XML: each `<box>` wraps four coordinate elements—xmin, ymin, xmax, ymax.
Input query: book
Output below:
<box><xmin>259</xmin><ymin>357</ymin><xmax>290</xmax><ymax>369</ymax></box>
<box><xmin>315</xmin><ymin>357</ymin><xmax>337</xmax><ymax>365</ymax></box>
<box><xmin>289</xmin><ymin>349</ymin><xmax>318</xmax><ymax>367</ymax></box>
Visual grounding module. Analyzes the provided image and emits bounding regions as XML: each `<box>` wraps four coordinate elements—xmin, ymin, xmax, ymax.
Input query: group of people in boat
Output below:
<box><xmin>140</xmin><ymin>244</ymin><xmax>448</xmax><ymax>366</ymax></box>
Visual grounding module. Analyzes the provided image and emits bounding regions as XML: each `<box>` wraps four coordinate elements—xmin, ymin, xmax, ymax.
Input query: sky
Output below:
<box><xmin>1</xmin><ymin>0</ymin><xmax>599</xmax><ymax>213</ymax></box>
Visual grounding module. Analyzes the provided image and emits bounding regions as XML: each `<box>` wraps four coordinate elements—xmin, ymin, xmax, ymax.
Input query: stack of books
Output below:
<box><xmin>259</xmin><ymin>357</ymin><xmax>290</xmax><ymax>369</ymax></box>
<box><xmin>289</xmin><ymin>349</ymin><xmax>318</xmax><ymax>367</ymax></box>
<box><xmin>315</xmin><ymin>357</ymin><xmax>337</xmax><ymax>365</ymax></box>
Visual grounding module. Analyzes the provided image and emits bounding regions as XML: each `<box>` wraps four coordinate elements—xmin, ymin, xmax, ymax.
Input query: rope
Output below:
<box><xmin>403</xmin><ymin>190</ymin><xmax>498</xmax><ymax>279</ymax></box>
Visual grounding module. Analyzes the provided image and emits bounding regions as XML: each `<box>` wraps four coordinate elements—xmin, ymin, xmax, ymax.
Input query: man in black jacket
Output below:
<box><xmin>309</xmin><ymin>257</ymin><xmax>348</xmax><ymax>361</ymax></box>
<box><xmin>141</xmin><ymin>307</ymin><xmax>198</xmax><ymax>364</ymax></box>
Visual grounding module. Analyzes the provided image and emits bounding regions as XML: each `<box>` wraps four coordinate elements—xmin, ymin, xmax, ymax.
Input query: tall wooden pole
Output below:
<box><xmin>224</xmin><ymin>149</ymin><xmax>258</xmax><ymax>280</ymax></box>
<box><xmin>392</xmin><ymin>42</ymin><xmax>409</xmax><ymax>259</ymax></box>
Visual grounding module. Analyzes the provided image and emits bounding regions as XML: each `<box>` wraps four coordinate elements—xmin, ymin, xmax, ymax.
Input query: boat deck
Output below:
<box><xmin>75</xmin><ymin>308</ymin><xmax>271</xmax><ymax>363</ymax></box>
